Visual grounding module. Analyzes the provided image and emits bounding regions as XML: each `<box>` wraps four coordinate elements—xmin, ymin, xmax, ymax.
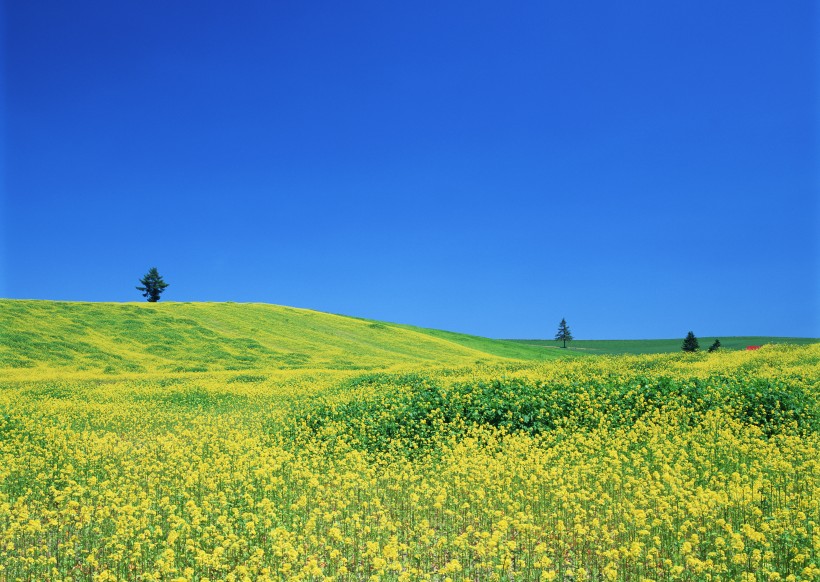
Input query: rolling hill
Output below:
<box><xmin>0</xmin><ymin>299</ymin><xmax>571</xmax><ymax>374</ymax></box>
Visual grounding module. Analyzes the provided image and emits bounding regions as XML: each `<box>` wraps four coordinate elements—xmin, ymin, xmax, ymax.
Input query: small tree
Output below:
<box><xmin>682</xmin><ymin>331</ymin><xmax>699</xmax><ymax>352</ymax></box>
<box><xmin>707</xmin><ymin>339</ymin><xmax>721</xmax><ymax>353</ymax></box>
<box><xmin>137</xmin><ymin>267</ymin><xmax>169</xmax><ymax>302</ymax></box>
<box><xmin>555</xmin><ymin>317</ymin><xmax>573</xmax><ymax>348</ymax></box>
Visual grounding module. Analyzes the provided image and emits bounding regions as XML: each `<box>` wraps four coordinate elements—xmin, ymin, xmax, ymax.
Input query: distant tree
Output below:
<box><xmin>707</xmin><ymin>339</ymin><xmax>722</xmax><ymax>353</ymax></box>
<box><xmin>555</xmin><ymin>317</ymin><xmax>573</xmax><ymax>348</ymax></box>
<box><xmin>136</xmin><ymin>267</ymin><xmax>169</xmax><ymax>302</ymax></box>
<box><xmin>682</xmin><ymin>331</ymin><xmax>699</xmax><ymax>352</ymax></box>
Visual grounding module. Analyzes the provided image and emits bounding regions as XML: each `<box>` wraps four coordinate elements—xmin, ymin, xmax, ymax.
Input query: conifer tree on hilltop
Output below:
<box><xmin>555</xmin><ymin>317</ymin><xmax>573</xmax><ymax>348</ymax></box>
<box><xmin>682</xmin><ymin>331</ymin><xmax>699</xmax><ymax>352</ymax></box>
<box><xmin>137</xmin><ymin>267</ymin><xmax>169</xmax><ymax>302</ymax></box>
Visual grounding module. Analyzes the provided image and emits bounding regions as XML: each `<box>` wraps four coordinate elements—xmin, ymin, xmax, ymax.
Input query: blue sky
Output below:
<box><xmin>3</xmin><ymin>1</ymin><xmax>818</xmax><ymax>339</ymax></box>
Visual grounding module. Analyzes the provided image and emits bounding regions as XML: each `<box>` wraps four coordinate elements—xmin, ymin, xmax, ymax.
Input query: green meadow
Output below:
<box><xmin>510</xmin><ymin>336</ymin><xmax>818</xmax><ymax>355</ymax></box>
<box><xmin>0</xmin><ymin>300</ymin><xmax>576</xmax><ymax>376</ymax></box>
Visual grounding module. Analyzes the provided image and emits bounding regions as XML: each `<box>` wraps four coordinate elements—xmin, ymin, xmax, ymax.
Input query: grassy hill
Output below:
<box><xmin>363</xmin><ymin>320</ymin><xmax>576</xmax><ymax>362</ymax></box>
<box><xmin>0</xmin><ymin>300</ymin><xmax>573</xmax><ymax>374</ymax></box>
<box><xmin>510</xmin><ymin>336</ymin><xmax>819</xmax><ymax>355</ymax></box>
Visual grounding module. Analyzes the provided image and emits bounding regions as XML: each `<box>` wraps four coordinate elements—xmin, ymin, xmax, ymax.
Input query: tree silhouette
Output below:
<box><xmin>136</xmin><ymin>267</ymin><xmax>169</xmax><ymax>302</ymax></box>
<box><xmin>554</xmin><ymin>318</ymin><xmax>573</xmax><ymax>348</ymax></box>
<box><xmin>682</xmin><ymin>331</ymin><xmax>699</xmax><ymax>352</ymax></box>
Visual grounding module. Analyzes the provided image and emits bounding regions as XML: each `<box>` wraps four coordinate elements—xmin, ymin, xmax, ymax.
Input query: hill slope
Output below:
<box><xmin>0</xmin><ymin>300</ymin><xmax>572</xmax><ymax>373</ymax></box>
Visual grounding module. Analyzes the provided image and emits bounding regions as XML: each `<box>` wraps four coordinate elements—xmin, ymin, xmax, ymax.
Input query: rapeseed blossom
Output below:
<box><xmin>0</xmin><ymin>345</ymin><xmax>817</xmax><ymax>579</ymax></box>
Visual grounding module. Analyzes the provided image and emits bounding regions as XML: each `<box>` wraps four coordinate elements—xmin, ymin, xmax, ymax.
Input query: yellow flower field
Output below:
<box><xmin>1</xmin><ymin>344</ymin><xmax>818</xmax><ymax>581</ymax></box>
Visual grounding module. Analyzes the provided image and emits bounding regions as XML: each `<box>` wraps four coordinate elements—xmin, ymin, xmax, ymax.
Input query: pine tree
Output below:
<box><xmin>554</xmin><ymin>318</ymin><xmax>573</xmax><ymax>348</ymax></box>
<box><xmin>707</xmin><ymin>339</ymin><xmax>721</xmax><ymax>353</ymax></box>
<box><xmin>136</xmin><ymin>267</ymin><xmax>169</xmax><ymax>302</ymax></box>
<box><xmin>682</xmin><ymin>331</ymin><xmax>699</xmax><ymax>352</ymax></box>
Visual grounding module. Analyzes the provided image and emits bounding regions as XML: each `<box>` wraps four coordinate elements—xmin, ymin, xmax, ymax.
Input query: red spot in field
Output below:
<box><xmin>746</xmin><ymin>345</ymin><xmax>761</xmax><ymax>350</ymax></box>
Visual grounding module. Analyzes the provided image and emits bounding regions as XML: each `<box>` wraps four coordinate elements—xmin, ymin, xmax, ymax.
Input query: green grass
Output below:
<box><xmin>386</xmin><ymin>323</ymin><xmax>583</xmax><ymax>361</ymax></box>
<box><xmin>509</xmin><ymin>336</ymin><xmax>819</xmax><ymax>354</ymax></box>
<box><xmin>5</xmin><ymin>300</ymin><xmax>811</xmax><ymax>372</ymax></box>
<box><xmin>0</xmin><ymin>300</ymin><xmax>576</xmax><ymax>374</ymax></box>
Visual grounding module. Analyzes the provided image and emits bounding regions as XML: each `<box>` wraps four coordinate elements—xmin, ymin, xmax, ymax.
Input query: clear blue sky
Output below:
<box><xmin>3</xmin><ymin>1</ymin><xmax>818</xmax><ymax>339</ymax></box>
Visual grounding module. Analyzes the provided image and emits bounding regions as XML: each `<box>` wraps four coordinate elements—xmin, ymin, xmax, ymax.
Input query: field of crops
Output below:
<box><xmin>1</xmin><ymin>331</ymin><xmax>818</xmax><ymax>580</ymax></box>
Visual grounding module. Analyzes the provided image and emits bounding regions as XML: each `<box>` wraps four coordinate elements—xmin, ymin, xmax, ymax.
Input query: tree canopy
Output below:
<box><xmin>137</xmin><ymin>267</ymin><xmax>169</xmax><ymax>302</ymax></box>
<box><xmin>555</xmin><ymin>318</ymin><xmax>573</xmax><ymax>348</ymax></box>
<box><xmin>682</xmin><ymin>331</ymin><xmax>699</xmax><ymax>352</ymax></box>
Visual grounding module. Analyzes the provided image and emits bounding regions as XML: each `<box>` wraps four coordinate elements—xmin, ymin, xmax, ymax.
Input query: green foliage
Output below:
<box><xmin>682</xmin><ymin>331</ymin><xmax>699</xmax><ymax>352</ymax></box>
<box><xmin>290</xmin><ymin>362</ymin><xmax>820</xmax><ymax>457</ymax></box>
<box><xmin>136</xmin><ymin>267</ymin><xmax>169</xmax><ymax>302</ymax></box>
<box><xmin>708</xmin><ymin>339</ymin><xmax>722</xmax><ymax>352</ymax></box>
<box><xmin>554</xmin><ymin>317</ymin><xmax>573</xmax><ymax>348</ymax></box>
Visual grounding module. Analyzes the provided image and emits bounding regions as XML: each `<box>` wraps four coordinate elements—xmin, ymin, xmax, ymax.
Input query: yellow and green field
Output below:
<box><xmin>1</xmin><ymin>300</ymin><xmax>818</xmax><ymax>581</ymax></box>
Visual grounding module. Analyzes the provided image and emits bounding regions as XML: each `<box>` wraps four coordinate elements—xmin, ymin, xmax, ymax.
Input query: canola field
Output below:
<box><xmin>1</xmin><ymin>302</ymin><xmax>819</xmax><ymax>581</ymax></box>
